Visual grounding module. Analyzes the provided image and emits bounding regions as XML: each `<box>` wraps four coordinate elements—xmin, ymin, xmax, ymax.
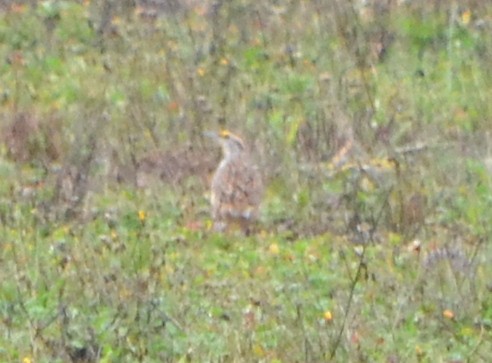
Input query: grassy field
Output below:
<box><xmin>1</xmin><ymin>1</ymin><xmax>492</xmax><ymax>362</ymax></box>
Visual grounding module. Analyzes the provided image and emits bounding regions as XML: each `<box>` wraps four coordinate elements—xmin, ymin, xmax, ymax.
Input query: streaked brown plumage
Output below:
<box><xmin>206</xmin><ymin>130</ymin><xmax>263</xmax><ymax>233</ymax></box>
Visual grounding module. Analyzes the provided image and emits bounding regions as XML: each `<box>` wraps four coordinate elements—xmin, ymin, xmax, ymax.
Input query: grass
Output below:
<box><xmin>0</xmin><ymin>0</ymin><xmax>492</xmax><ymax>362</ymax></box>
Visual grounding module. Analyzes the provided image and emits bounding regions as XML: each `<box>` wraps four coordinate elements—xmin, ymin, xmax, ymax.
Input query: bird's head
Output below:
<box><xmin>205</xmin><ymin>130</ymin><xmax>246</xmax><ymax>159</ymax></box>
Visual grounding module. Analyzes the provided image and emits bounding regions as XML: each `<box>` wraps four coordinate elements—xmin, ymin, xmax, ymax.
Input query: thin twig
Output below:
<box><xmin>329</xmin><ymin>245</ymin><xmax>366</xmax><ymax>360</ymax></box>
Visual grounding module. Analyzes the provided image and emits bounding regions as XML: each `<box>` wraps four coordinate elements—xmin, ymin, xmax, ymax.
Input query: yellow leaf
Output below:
<box><xmin>197</xmin><ymin>67</ymin><xmax>206</xmax><ymax>77</ymax></box>
<box><xmin>252</xmin><ymin>344</ymin><xmax>265</xmax><ymax>357</ymax></box>
<box><xmin>323</xmin><ymin>310</ymin><xmax>333</xmax><ymax>321</ymax></box>
<box><xmin>462</xmin><ymin>10</ymin><xmax>471</xmax><ymax>25</ymax></box>
<box><xmin>138</xmin><ymin>210</ymin><xmax>146</xmax><ymax>221</ymax></box>
<box><xmin>269</xmin><ymin>243</ymin><xmax>280</xmax><ymax>255</ymax></box>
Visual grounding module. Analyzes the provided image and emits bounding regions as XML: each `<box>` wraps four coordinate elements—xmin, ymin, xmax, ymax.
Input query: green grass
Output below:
<box><xmin>0</xmin><ymin>1</ymin><xmax>492</xmax><ymax>362</ymax></box>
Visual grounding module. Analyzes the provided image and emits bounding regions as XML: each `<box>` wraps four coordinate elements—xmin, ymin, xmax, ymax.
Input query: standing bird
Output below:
<box><xmin>205</xmin><ymin>130</ymin><xmax>263</xmax><ymax>233</ymax></box>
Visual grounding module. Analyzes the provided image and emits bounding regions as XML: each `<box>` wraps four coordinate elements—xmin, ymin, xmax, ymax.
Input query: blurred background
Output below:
<box><xmin>2</xmin><ymin>0</ymin><xmax>492</xmax><ymax>236</ymax></box>
<box><xmin>1</xmin><ymin>1</ymin><xmax>492</xmax><ymax>361</ymax></box>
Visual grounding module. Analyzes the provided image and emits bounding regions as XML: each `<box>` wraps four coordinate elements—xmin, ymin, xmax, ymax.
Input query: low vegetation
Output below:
<box><xmin>0</xmin><ymin>0</ymin><xmax>491</xmax><ymax>362</ymax></box>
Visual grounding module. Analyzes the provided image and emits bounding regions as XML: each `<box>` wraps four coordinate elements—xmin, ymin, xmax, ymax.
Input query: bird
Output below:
<box><xmin>205</xmin><ymin>130</ymin><xmax>263</xmax><ymax>233</ymax></box>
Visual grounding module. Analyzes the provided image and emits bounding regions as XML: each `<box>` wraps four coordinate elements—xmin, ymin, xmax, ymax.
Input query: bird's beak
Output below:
<box><xmin>204</xmin><ymin>131</ymin><xmax>219</xmax><ymax>140</ymax></box>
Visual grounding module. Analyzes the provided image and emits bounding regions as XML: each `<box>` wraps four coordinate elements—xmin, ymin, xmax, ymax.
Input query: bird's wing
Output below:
<box><xmin>211</xmin><ymin>159</ymin><xmax>262</xmax><ymax>217</ymax></box>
